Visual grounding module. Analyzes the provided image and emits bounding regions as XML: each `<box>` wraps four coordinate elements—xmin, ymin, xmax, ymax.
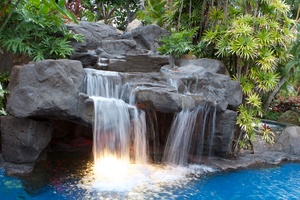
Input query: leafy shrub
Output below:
<box><xmin>263</xmin><ymin>110</ymin><xmax>281</xmax><ymax>121</ymax></box>
<box><xmin>157</xmin><ymin>28</ymin><xmax>197</xmax><ymax>58</ymax></box>
<box><xmin>0</xmin><ymin>0</ymin><xmax>83</xmax><ymax>61</ymax></box>
<box><xmin>259</xmin><ymin>123</ymin><xmax>275</xmax><ymax>144</ymax></box>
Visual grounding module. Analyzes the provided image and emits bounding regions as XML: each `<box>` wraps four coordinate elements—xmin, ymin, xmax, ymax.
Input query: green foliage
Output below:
<box><xmin>157</xmin><ymin>28</ymin><xmax>197</xmax><ymax>58</ymax></box>
<box><xmin>259</xmin><ymin>123</ymin><xmax>275</xmax><ymax>144</ymax></box>
<box><xmin>0</xmin><ymin>0</ymin><xmax>83</xmax><ymax>61</ymax></box>
<box><xmin>83</xmin><ymin>0</ymin><xmax>140</xmax><ymax>30</ymax></box>
<box><xmin>263</xmin><ymin>110</ymin><xmax>281</xmax><ymax>121</ymax></box>
<box><xmin>140</xmin><ymin>0</ymin><xmax>299</xmax><ymax>150</ymax></box>
<box><xmin>136</xmin><ymin>0</ymin><xmax>166</xmax><ymax>27</ymax></box>
<box><xmin>201</xmin><ymin>1</ymin><xmax>295</xmax><ymax>148</ymax></box>
<box><xmin>0</xmin><ymin>73</ymin><xmax>9</xmax><ymax>116</ymax></box>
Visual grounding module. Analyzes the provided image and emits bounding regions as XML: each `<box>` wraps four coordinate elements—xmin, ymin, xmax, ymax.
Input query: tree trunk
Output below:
<box><xmin>196</xmin><ymin>0</ymin><xmax>210</xmax><ymax>41</ymax></box>
<box><xmin>224</xmin><ymin>0</ymin><xmax>228</xmax><ymax>20</ymax></box>
<box><xmin>262</xmin><ymin>75</ymin><xmax>290</xmax><ymax>114</ymax></box>
<box><xmin>177</xmin><ymin>0</ymin><xmax>184</xmax><ymax>30</ymax></box>
<box><xmin>189</xmin><ymin>0</ymin><xmax>192</xmax><ymax>23</ymax></box>
<box><xmin>0</xmin><ymin>0</ymin><xmax>21</xmax><ymax>33</ymax></box>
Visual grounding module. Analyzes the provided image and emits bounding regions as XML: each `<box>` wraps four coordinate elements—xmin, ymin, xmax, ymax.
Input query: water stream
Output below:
<box><xmin>82</xmin><ymin>68</ymin><xmax>218</xmax><ymax>192</ymax></box>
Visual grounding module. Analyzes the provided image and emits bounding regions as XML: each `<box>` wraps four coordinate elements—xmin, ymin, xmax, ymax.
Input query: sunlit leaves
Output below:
<box><xmin>209</xmin><ymin>7</ymin><xmax>224</xmax><ymax>21</ymax></box>
<box><xmin>260</xmin><ymin>123</ymin><xmax>275</xmax><ymax>144</ymax></box>
<box><xmin>215</xmin><ymin>36</ymin><xmax>231</xmax><ymax>57</ymax></box>
<box><xmin>236</xmin><ymin>104</ymin><xmax>260</xmax><ymax>135</ymax></box>
<box><xmin>246</xmin><ymin>93</ymin><xmax>262</xmax><ymax>115</ymax></box>
<box><xmin>232</xmin><ymin>21</ymin><xmax>254</xmax><ymax>37</ymax></box>
<box><xmin>202</xmin><ymin>29</ymin><xmax>220</xmax><ymax>45</ymax></box>
<box><xmin>239</xmin><ymin>75</ymin><xmax>255</xmax><ymax>96</ymax></box>
<box><xmin>271</xmin><ymin>0</ymin><xmax>290</xmax><ymax>15</ymax></box>
<box><xmin>257</xmin><ymin>31</ymin><xmax>272</xmax><ymax>46</ymax></box>
<box><xmin>249</xmin><ymin>67</ymin><xmax>279</xmax><ymax>92</ymax></box>
<box><xmin>256</xmin><ymin>47</ymin><xmax>277</xmax><ymax>71</ymax></box>
<box><xmin>136</xmin><ymin>0</ymin><xmax>166</xmax><ymax>27</ymax></box>
<box><xmin>230</xmin><ymin>36</ymin><xmax>259</xmax><ymax>59</ymax></box>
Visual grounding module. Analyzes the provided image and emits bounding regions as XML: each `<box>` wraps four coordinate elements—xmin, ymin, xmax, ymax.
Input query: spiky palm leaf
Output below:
<box><xmin>230</xmin><ymin>36</ymin><xmax>259</xmax><ymax>59</ymax></box>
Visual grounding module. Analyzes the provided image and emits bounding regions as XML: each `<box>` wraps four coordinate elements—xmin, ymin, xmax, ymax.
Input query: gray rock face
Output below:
<box><xmin>107</xmin><ymin>54</ymin><xmax>170</xmax><ymax>72</ymax></box>
<box><xmin>160</xmin><ymin>61</ymin><xmax>242</xmax><ymax>111</ymax></box>
<box><xmin>7</xmin><ymin>59</ymin><xmax>84</xmax><ymax>119</ymax></box>
<box><xmin>67</xmin><ymin>21</ymin><xmax>121</xmax><ymax>50</ymax></box>
<box><xmin>214</xmin><ymin>110</ymin><xmax>237</xmax><ymax>156</ymax></box>
<box><xmin>1</xmin><ymin>116</ymin><xmax>52</xmax><ymax>165</ymax></box>
<box><xmin>277</xmin><ymin>126</ymin><xmax>300</xmax><ymax>156</ymax></box>
<box><xmin>122</xmin><ymin>24</ymin><xmax>170</xmax><ymax>52</ymax></box>
<box><xmin>176</xmin><ymin>58</ymin><xmax>228</xmax><ymax>75</ymax></box>
<box><xmin>67</xmin><ymin>22</ymin><xmax>170</xmax><ymax>70</ymax></box>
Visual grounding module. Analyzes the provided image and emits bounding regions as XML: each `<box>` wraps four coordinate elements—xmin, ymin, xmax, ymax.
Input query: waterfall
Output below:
<box><xmin>83</xmin><ymin>69</ymin><xmax>148</xmax><ymax>167</ymax></box>
<box><xmin>162</xmin><ymin>108</ymin><xmax>199</xmax><ymax>165</ymax></box>
<box><xmin>92</xmin><ymin>97</ymin><xmax>131</xmax><ymax>163</ymax></box>
<box><xmin>162</xmin><ymin>104</ymin><xmax>216</xmax><ymax>166</ymax></box>
<box><xmin>84</xmin><ymin>68</ymin><xmax>217</xmax><ymax>169</ymax></box>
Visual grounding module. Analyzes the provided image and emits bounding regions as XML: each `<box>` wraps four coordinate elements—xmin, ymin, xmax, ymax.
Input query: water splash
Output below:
<box><xmin>82</xmin><ymin>68</ymin><xmax>217</xmax><ymax>194</ymax></box>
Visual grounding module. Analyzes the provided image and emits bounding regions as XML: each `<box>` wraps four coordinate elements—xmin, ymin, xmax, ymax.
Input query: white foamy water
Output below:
<box><xmin>77</xmin><ymin>163</ymin><xmax>216</xmax><ymax>199</ymax></box>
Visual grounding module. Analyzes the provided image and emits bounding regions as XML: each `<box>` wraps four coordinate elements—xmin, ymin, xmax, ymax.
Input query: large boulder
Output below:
<box><xmin>122</xmin><ymin>24</ymin><xmax>170</xmax><ymax>52</ymax></box>
<box><xmin>6</xmin><ymin>59</ymin><xmax>84</xmax><ymax>120</ymax></box>
<box><xmin>277</xmin><ymin>126</ymin><xmax>300</xmax><ymax>156</ymax></box>
<box><xmin>160</xmin><ymin>60</ymin><xmax>243</xmax><ymax>111</ymax></box>
<box><xmin>67</xmin><ymin>22</ymin><xmax>170</xmax><ymax>70</ymax></box>
<box><xmin>1</xmin><ymin>116</ymin><xmax>52</xmax><ymax>174</ymax></box>
<box><xmin>277</xmin><ymin>110</ymin><xmax>300</xmax><ymax>126</ymax></box>
<box><xmin>214</xmin><ymin>110</ymin><xmax>238</xmax><ymax>156</ymax></box>
<box><xmin>67</xmin><ymin>21</ymin><xmax>121</xmax><ymax>51</ymax></box>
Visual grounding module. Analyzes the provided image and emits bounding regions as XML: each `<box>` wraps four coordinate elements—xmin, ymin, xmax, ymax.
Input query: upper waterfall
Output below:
<box><xmin>83</xmin><ymin>68</ymin><xmax>148</xmax><ymax>166</ymax></box>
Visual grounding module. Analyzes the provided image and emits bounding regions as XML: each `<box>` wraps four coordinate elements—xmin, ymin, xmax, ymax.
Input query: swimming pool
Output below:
<box><xmin>1</xmin><ymin>152</ymin><xmax>299</xmax><ymax>199</ymax></box>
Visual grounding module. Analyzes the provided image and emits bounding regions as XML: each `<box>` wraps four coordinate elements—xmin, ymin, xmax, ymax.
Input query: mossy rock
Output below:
<box><xmin>277</xmin><ymin>110</ymin><xmax>300</xmax><ymax>126</ymax></box>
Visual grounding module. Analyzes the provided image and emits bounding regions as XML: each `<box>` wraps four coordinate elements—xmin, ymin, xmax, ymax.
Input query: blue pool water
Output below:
<box><xmin>1</xmin><ymin>153</ymin><xmax>300</xmax><ymax>200</ymax></box>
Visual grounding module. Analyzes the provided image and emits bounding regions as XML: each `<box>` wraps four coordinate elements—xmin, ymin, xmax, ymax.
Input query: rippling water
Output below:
<box><xmin>1</xmin><ymin>152</ymin><xmax>300</xmax><ymax>200</ymax></box>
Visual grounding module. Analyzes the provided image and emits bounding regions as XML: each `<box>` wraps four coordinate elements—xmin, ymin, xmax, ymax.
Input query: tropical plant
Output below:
<box><xmin>201</xmin><ymin>1</ymin><xmax>295</xmax><ymax>150</ymax></box>
<box><xmin>259</xmin><ymin>123</ymin><xmax>275</xmax><ymax>145</ymax></box>
<box><xmin>82</xmin><ymin>0</ymin><xmax>140</xmax><ymax>30</ymax></box>
<box><xmin>136</xmin><ymin>0</ymin><xmax>166</xmax><ymax>27</ymax></box>
<box><xmin>140</xmin><ymin>0</ymin><xmax>298</xmax><ymax>151</ymax></box>
<box><xmin>157</xmin><ymin>28</ymin><xmax>197</xmax><ymax>58</ymax></box>
<box><xmin>0</xmin><ymin>0</ymin><xmax>83</xmax><ymax>61</ymax></box>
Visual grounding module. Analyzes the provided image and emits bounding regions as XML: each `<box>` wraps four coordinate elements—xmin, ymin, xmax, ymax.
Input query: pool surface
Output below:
<box><xmin>1</xmin><ymin>153</ymin><xmax>300</xmax><ymax>199</ymax></box>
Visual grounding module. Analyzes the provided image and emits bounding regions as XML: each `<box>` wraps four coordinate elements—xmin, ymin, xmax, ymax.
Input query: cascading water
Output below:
<box><xmin>163</xmin><ymin>77</ymin><xmax>217</xmax><ymax>165</ymax></box>
<box><xmin>83</xmin><ymin>68</ymin><xmax>148</xmax><ymax>181</ymax></box>
<box><xmin>81</xmin><ymin>68</ymin><xmax>216</xmax><ymax>195</ymax></box>
<box><xmin>162</xmin><ymin>103</ymin><xmax>217</xmax><ymax>166</ymax></box>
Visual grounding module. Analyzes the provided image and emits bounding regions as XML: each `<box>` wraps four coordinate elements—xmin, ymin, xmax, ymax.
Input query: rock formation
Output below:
<box><xmin>1</xmin><ymin>22</ymin><xmax>243</xmax><ymax>174</ymax></box>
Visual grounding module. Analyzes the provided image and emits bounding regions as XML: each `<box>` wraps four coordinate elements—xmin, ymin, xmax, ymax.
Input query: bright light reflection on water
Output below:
<box><xmin>1</xmin><ymin>152</ymin><xmax>300</xmax><ymax>200</ymax></box>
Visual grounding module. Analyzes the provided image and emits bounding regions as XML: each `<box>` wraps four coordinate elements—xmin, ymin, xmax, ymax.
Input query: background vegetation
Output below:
<box><xmin>137</xmin><ymin>0</ymin><xmax>300</xmax><ymax>152</ymax></box>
